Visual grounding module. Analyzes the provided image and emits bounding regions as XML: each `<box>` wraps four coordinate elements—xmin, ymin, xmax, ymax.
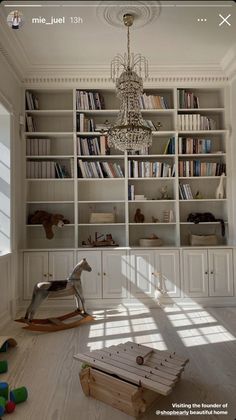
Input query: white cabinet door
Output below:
<box><xmin>154</xmin><ymin>250</ymin><xmax>181</xmax><ymax>297</ymax></box>
<box><xmin>208</xmin><ymin>249</ymin><xmax>234</xmax><ymax>297</ymax></box>
<box><xmin>49</xmin><ymin>251</ymin><xmax>74</xmax><ymax>281</ymax></box>
<box><xmin>183</xmin><ymin>250</ymin><xmax>208</xmax><ymax>297</ymax></box>
<box><xmin>24</xmin><ymin>252</ymin><xmax>48</xmax><ymax>299</ymax></box>
<box><xmin>130</xmin><ymin>250</ymin><xmax>155</xmax><ymax>297</ymax></box>
<box><xmin>102</xmin><ymin>251</ymin><xmax>128</xmax><ymax>298</ymax></box>
<box><xmin>77</xmin><ymin>251</ymin><xmax>102</xmax><ymax>298</ymax></box>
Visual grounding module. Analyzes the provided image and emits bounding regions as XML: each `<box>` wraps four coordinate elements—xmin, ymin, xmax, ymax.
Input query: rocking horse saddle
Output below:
<box><xmin>47</xmin><ymin>280</ymin><xmax>68</xmax><ymax>292</ymax></box>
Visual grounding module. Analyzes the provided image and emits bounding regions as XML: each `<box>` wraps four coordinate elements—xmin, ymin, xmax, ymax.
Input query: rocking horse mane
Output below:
<box><xmin>68</xmin><ymin>258</ymin><xmax>92</xmax><ymax>280</ymax></box>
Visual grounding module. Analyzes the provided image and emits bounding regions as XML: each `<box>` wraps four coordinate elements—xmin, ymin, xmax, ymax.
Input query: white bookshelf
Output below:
<box><xmin>23</xmin><ymin>87</ymin><xmax>229</xmax><ymax>249</ymax></box>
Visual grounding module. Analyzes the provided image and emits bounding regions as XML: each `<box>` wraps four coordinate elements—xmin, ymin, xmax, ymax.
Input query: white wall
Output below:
<box><xmin>0</xmin><ymin>51</ymin><xmax>23</xmax><ymax>323</ymax></box>
<box><xmin>0</xmin><ymin>113</ymin><xmax>11</xmax><ymax>253</ymax></box>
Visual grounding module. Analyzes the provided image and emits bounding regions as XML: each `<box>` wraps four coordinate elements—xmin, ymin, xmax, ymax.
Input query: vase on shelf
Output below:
<box><xmin>215</xmin><ymin>173</ymin><xmax>225</xmax><ymax>199</ymax></box>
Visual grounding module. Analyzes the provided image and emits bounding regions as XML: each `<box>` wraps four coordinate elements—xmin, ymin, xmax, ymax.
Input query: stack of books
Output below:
<box><xmin>78</xmin><ymin>160</ymin><xmax>124</xmax><ymax>178</ymax></box>
<box><xmin>26</xmin><ymin>138</ymin><xmax>51</xmax><ymax>156</ymax></box>
<box><xmin>25</xmin><ymin>91</ymin><xmax>39</xmax><ymax>110</ymax></box>
<box><xmin>178</xmin><ymin>89</ymin><xmax>200</xmax><ymax>109</ymax></box>
<box><xmin>178</xmin><ymin>114</ymin><xmax>216</xmax><ymax>131</ymax></box>
<box><xmin>179</xmin><ymin>138</ymin><xmax>212</xmax><ymax>154</ymax></box>
<box><xmin>77</xmin><ymin>136</ymin><xmax>109</xmax><ymax>156</ymax></box>
<box><xmin>128</xmin><ymin>161</ymin><xmax>175</xmax><ymax>178</ymax></box>
<box><xmin>76</xmin><ymin>91</ymin><xmax>105</xmax><ymax>110</ymax></box>
<box><xmin>179</xmin><ymin>160</ymin><xmax>226</xmax><ymax>177</ymax></box>
<box><xmin>139</xmin><ymin>94</ymin><xmax>169</xmax><ymax>109</ymax></box>
<box><xmin>26</xmin><ymin>160</ymin><xmax>73</xmax><ymax>179</ymax></box>
<box><xmin>179</xmin><ymin>183</ymin><xmax>194</xmax><ymax>200</ymax></box>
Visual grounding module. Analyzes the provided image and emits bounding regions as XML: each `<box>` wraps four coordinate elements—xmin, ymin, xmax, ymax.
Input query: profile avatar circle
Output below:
<box><xmin>7</xmin><ymin>10</ymin><xmax>24</xmax><ymax>30</ymax></box>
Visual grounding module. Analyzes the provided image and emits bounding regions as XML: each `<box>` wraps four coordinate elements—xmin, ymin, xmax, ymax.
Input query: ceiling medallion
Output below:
<box><xmin>96</xmin><ymin>0</ymin><xmax>161</xmax><ymax>29</ymax></box>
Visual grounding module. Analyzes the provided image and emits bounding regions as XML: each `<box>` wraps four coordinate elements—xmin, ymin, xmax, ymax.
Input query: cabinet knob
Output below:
<box><xmin>205</xmin><ymin>271</ymin><xmax>208</xmax><ymax>275</ymax></box>
<box><xmin>97</xmin><ymin>272</ymin><xmax>100</xmax><ymax>276</ymax></box>
<box><xmin>210</xmin><ymin>270</ymin><xmax>214</xmax><ymax>274</ymax></box>
<box><xmin>103</xmin><ymin>273</ymin><xmax>106</xmax><ymax>276</ymax></box>
<box><xmin>43</xmin><ymin>274</ymin><xmax>47</xmax><ymax>277</ymax></box>
<box><xmin>49</xmin><ymin>274</ymin><xmax>52</xmax><ymax>277</ymax></box>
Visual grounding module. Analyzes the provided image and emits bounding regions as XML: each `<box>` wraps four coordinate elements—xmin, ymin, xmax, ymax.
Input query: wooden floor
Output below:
<box><xmin>0</xmin><ymin>305</ymin><xmax>236</xmax><ymax>420</ymax></box>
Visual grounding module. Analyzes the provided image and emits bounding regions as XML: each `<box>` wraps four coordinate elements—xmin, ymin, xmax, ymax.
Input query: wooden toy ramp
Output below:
<box><xmin>15</xmin><ymin>310</ymin><xmax>94</xmax><ymax>332</ymax></box>
<box><xmin>0</xmin><ymin>337</ymin><xmax>17</xmax><ymax>349</ymax></box>
<box><xmin>75</xmin><ymin>341</ymin><xmax>189</xmax><ymax>396</ymax></box>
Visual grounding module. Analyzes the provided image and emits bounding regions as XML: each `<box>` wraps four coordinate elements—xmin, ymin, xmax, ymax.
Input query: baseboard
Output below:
<box><xmin>17</xmin><ymin>296</ymin><xmax>236</xmax><ymax>313</ymax></box>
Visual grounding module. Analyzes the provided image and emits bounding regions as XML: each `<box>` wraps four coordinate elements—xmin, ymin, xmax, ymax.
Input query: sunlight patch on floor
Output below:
<box><xmin>87</xmin><ymin>308</ymin><xmax>167</xmax><ymax>351</ymax></box>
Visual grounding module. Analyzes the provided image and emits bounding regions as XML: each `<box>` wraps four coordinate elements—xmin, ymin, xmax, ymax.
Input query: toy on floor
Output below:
<box><xmin>0</xmin><ymin>361</ymin><xmax>7</xmax><ymax>374</ymax></box>
<box><xmin>76</xmin><ymin>341</ymin><xmax>189</xmax><ymax>418</ymax></box>
<box><xmin>5</xmin><ymin>400</ymin><xmax>16</xmax><ymax>413</ymax></box>
<box><xmin>0</xmin><ymin>338</ymin><xmax>17</xmax><ymax>353</ymax></box>
<box><xmin>0</xmin><ymin>382</ymin><xmax>28</xmax><ymax>416</ymax></box>
<box><xmin>16</xmin><ymin>258</ymin><xmax>94</xmax><ymax>332</ymax></box>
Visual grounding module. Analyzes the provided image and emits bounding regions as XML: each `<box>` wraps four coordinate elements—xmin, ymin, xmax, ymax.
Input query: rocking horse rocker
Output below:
<box><xmin>16</xmin><ymin>258</ymin><xmax>94</xmax><ymax>332</ymax></box>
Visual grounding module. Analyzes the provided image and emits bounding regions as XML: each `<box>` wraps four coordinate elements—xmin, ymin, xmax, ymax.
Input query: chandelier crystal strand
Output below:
<box><xmin>108</xmin><ymin>14</ymin><xmax>152</xmax><ymax>152</ymax></box>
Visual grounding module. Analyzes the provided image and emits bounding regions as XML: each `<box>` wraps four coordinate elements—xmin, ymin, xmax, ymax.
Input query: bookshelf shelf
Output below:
<box><xmin>26</xmin><ymin>155</ymin><xmax>74</xmax><ymax>159</ymax></box>
<box><xmin>178</xmin><ymin>153</ymin><xmax>226</xmax><ymax>157</ymax></box>
<box><xmin>129</xmin><ymin>200</ymin><xmax>176</xmax><ymax>203</ymax></box>
<box><xmin>77</xmin><ymin>155</ymin><xmax>124</xmax><ymax>159</ymax></box>
<box><xmin>178</xmin><ymin>108</ymin><xmax>224</xmax><ymax>113</ymax></box>
<box><xmin>128</xmin><ymin>154</ymin><xmax>175</xmax><ymax>158</ymax></box>
<box><xmin>179</xmin><ymin>176</ymin><xmax>226</xmax><ymax>179</ymax></box>
<box><xmin>180</xmin><ymin>222</ymin><xmax>228</xmax><ymax>225</ymax></box>
<box><xmin>27</xmin><ymin>201</ymin><xmax>74</xmax><ymax>204</ymax></box>
<box><xmin>129</xmin><ymin>223</ymin><xmax>176</xmax><ymax>226</ymax></box>
<box><xmin>23</xmin><ymin>86</ymin><xmax>230</xmax><ymax>248</ymax></box>
<box><xmin>180</xmin><ymin>199</ymin><xmax>227</xmax><ymax>202</ymax></box>
<box><xmin>26</xmin><ymin>110</ymin><xmax>73</xmax><ymax>116</ymax></box>
<box><xmin>78</xmin><ymin>223</ymin><xmax>125</xmax><ymax>226</ymax></box>
<box><xmin>25</xmin><ymin>132</ymin><xmax>74</xmax><ymax>137</ymax></box>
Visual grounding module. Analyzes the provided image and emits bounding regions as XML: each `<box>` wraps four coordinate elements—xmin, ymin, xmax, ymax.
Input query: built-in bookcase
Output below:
<box><xmin>24</xmin><ymin>87</ymin><xmax>229</xmax><ymax>248</ymax></box>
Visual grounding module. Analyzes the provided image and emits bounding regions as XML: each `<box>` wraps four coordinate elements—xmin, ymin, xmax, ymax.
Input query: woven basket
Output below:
<box><xmin>190</xmin><ymin>234</ymin><xmax>218</xmax><ymax>246</ymax></box>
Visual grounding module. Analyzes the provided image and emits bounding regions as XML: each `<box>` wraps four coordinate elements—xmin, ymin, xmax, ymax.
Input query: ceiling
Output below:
<box><xmin>0</xmin><ymin>0</ymin><xmax>236</xmax><ymax>80</ymax></box>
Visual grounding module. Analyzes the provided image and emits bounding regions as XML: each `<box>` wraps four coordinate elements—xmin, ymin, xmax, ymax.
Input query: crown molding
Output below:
<box><xmin>22</xmin><ymin>64</ymin><xmax>229</xmax><ymax>87</ymax></box>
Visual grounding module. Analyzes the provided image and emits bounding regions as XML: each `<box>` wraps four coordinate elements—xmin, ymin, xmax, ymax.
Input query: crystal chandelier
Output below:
<box><xmin>108</xmin><ymin>14</ymin><xmax>152</xmax><ymax>152</ymax></box>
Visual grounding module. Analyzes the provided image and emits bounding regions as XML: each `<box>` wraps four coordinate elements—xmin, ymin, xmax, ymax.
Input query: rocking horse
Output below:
<box><xmin>15</xmin><ymin>258</ymin><xmax>94</xmax><ymax>332</ymax></box>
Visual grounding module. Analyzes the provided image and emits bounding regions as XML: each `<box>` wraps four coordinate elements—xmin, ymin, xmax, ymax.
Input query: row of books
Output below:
<box><xmin>179</xmin><ymin>138</ymin><xmax>212</xmax><ymax>154</ymax></box>
<box><xmin>128</xmin><ymin>161</ymin><xmax>175</xmax><ymax>178</ymax></box>
<box><xmin>178</xmin><ymin>114</ymin><xmax>216</xmax><ymax>131</ymax></box>
<box><xmin>139</xmin><ymin>94</ymin><xmax>169</xmax><ymax>109</ymax></box>
<box><xmin>26</xmin><ymin>160</ymin><xmax>73</xmax><ymax>179</ymax></box>
<box><xmin>178</xmin><ymin>161</ymin><xmax>226</xmax><ymax>177</ymax></box>
<box><xmin>76</xmin><ymin>91</ymin><xmax>105</xmax><ymax>110</ymax></box>
<box><xmin>179</xmin><ymin>183</ymin><xmax>194</xmax><ymax>200</ymax></box>
<box><xmin>26</xmin><ymin>138</ymin><xmax>51</xmax><ymax>156</ymax></box>
<box><xmin>77</xmin><ymin>136</ymin><xmax>109</xmax><ymax>156</ymax></box>
<box><xmin>78</xmin><ymin>160</ymin><xmax>124</xmax><ymax>178</ymax></box>
<box><xmin>178</xmin><ymin>89</ymin><xmax>200</xmax><ymax>109</ymax></box>
<box><xmin>25</xmin><ymin>91</ymin><xmax>39</xmax><ymax>110</ymax></box>
<box><xmin>163</xmin><ymin>137</ymin><xmax>175</xmax><ymax>154</ymax></box>
<box><xmin>26</xmin><ymin>115</ymin><xmax>36</xmax><ymax>132</ymax></box>
<box><xmin>77</xmin><ymin>113</ymin><xmax>96</xmax><ymax>132</ymax></box>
